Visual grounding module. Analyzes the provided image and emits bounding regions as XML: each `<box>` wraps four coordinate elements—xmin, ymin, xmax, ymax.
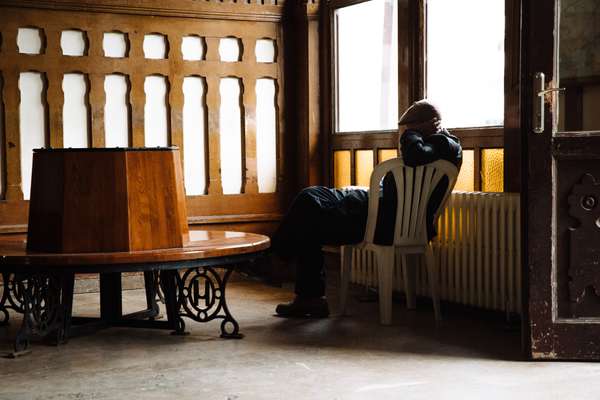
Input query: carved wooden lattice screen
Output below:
<box><xmin>0</xmin><ymin>1</ymin><xmax>289</xmax><ymax>234</ymax></box>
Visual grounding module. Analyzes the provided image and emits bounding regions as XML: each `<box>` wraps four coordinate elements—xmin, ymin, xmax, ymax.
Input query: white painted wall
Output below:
<box><xmin>17</xmin><ymin>28</ymin><xmax>42</xmax><ymax>54</ymax></box>
<box><xmin>219</xmin><ymin>38</ymin><xmax>241</xmax><ymax>62</ymax></box>
<box><xmin>182</xmin><ymin>77</ymin><xmax>207</xmax><ymax>196</ymax></box>
<box><xmin>62</xmin><ymin>73</ymin><xmax>89</xmax><ymax>148</ymax></box>
<box><xmin>219</xmin><ymin>78</ymin><xmax>242</xmax><ymax>194</ymax></box>
<box><xmin>19</xmin><ymin>72</ymin><xmax>46</xmax><ymax>200</ymax></box>
<box><xmin>60</xmin><ymin>30</ymin><xmax>86</xmax><ymax>56</ymax></box>
<box><xmin>104</xmin><ymin>74</ymin><xmax>130</xmax><ymax>147</ymax></box>
<box><xmin>103</xmin><ymin>32</ymin><xmax>127</xmax><ymax>58</ymax></box>
<box><xmin>256</xmin><ymin>79</ymin><xmax>277</xmax><ymax>193</ymax></box>
<box><xmin>255</xmin><ymin>39</ymin><xmax>276</xmax><ymax>63</ymax></box>
<box><xmin>144</xmin><ymin>76</ymin><xmax>169</xmax><ymax>147</ymax></box>
<box><xmin>143</xmin><ymin>34</ymin><xmax>167</xmax><ymax>59</ymax></box>
<box><xmin>181</xmin><ymin>36</ymin><xmax>205</xmax><ymax>61</ymax></box>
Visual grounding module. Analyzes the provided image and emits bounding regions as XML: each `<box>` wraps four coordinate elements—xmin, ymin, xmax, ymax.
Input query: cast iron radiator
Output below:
<box><xmin>349</xmin><ymin>191</ymin><xmax>522</xmax><ymax>314</ymax></box>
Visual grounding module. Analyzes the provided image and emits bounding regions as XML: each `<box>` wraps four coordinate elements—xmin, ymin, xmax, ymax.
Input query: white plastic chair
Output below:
<box><xmin>340</xmin><ymin>158</ymin><xmax>458</xmax><ymax>325</ymax></box>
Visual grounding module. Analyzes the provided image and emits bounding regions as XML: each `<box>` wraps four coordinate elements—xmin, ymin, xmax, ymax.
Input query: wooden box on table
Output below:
<box><xmin>26</xmin><ymin>147</ymin><xmax>189</xmax><ymax>253</ymax></box>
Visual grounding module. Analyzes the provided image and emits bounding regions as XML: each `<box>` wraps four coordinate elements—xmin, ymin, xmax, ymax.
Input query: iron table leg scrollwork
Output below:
<box><xmin>0</xmin><ymin>273</ymin><xmax>27</xmax><ymax>327</ymax></box>
<box><xmin>160</xmin><ymin>266</ymin><xmax>243</xmax><ymax>339</ymax></box>
<box><xmin>12</xmin><ymin>273</ymin><xmax>74</xmax><ymax>356</ymax></box>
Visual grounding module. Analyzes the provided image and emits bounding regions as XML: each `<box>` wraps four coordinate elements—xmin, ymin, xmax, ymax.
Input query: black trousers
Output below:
<box><xmin>271</xmin><ymin>186</ymin><xmax>370</xmax><ymax>298</ymax></box>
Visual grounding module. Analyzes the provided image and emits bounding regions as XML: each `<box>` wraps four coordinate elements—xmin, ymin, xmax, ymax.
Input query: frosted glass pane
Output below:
<box><xmin>427</xmin><ymin>0</ymin><xmax>504</xmax><ymax>128</ymax></box>
<box><xmin>143</xmin><ymin>34</ymin><xmax>167</xmax><ymax>59</ymax></box>
<box><xmin>62</xmin><ymin>73</ymin><xmax>89</xmax><ymax>148</ymax></box>
<box><xmin>103</xmin><ymin>32</ymin><xmax>128</xmax><ymax>58</ymax></box>
<box><xmin>378</xmin><ymin>148</ymin><xmax>398</xmax><ymax>163</ymax></box>
<box><xmin>255</xmin><ymin>39</ymin><xmax>276</xmax><ymax>63</ymax></box>
<box><xmin>182</xmin><ymin>36</ymin><xmax>205</xmax><ymax>61</ymax></box>
<box><xmin>183</xmin><ymin>76</ymin><xmax>207</xmax><ymax>196</ymax></box>
<box><xmin>219</xmin><ymin>38</ymin><xmax>241</xmax><ymax>62</ymax></box>
<box><xmin>219</xmin><ymin>78</ymin><xmax>242</xmax><ymax>194</ymax></box>
<box><xmin>335</xmin><ymin>0</ymin><xmax>398</xmax><ymax>132</ymax></box>
<box><xmin>482</xmin><ymin>148</ymin><xmax>504</xmax><ymax>192</ymax></box>
<box><xmin>17</xmin><ymin>27</ymin><xmax>43</xmax><ymax>55</ymax></box>
<box><xmin>334</xmin><ymin>151</ymin><xmax>351</xmax><ymax>188</ymax></box>
<box><xmin>558</xmin><ymin>1</ymin><xmax>600</xmax><ymax>132</ymax></box>
<box><xmin>454</xmin><ymin>149</ymin><xmax>474</xmax><ymax>192</ymax></box>
<box><xmin>355</xmin><ymin>150</ymin><xmax>374</xmax><ymax>187</ymax></box>
<box><xmin>19</xmin><ymin>72</ymin><xmax>46</xmax><ymax>200</ymax></box>
<box><xmin>256</xmin><ymin>79</ymin><xmax>277</xmax><ymax>193</ymax></box>
<box><xmin>144</xmin><ymin>76</ymin><xmax>169</xmax><ymax>147</ymax></box>
<box><xmin>104</xmin><ymin>74</ymin><xmax>130</xmax><ymax>147</ymax></box>
<box><xmin>60</xmin><ymin>30</ymin><xmax>86</xmax><ymax>56</ymax></box>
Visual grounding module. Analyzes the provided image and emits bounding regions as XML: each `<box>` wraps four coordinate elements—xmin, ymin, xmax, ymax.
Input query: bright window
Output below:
<box><xmin>335</xmin><ymin>0</ymin><xmax>398</xmax><ymax>133</ymax></box>
<box><xmin>426</xmin><ymin>0</ymin><xmax>505</xmax><ymax>128</ymax></box>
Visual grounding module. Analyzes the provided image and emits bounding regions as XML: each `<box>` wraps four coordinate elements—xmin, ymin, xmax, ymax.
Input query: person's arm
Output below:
<box><xmin>400</xmin><ymin>130</ymin><xmax>450</xmax><ymax>167</ymax></box>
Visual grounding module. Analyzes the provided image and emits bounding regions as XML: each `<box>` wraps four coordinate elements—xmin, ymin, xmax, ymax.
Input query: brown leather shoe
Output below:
<box><xmin>275</xmin><ymin>296</ymin><xmax>330</xmax><ymax>318</ymax></box>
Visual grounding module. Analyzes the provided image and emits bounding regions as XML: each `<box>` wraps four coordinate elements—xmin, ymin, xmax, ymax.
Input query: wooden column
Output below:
<box><xmin>288</xmin><ymin>0</ymin><xmax>323</xmax><ymax>191</ymax></box>
<box><xmin>504</xmin><ymin>0</ymin><xmax>522</xmax><ymax>193</ymax></box>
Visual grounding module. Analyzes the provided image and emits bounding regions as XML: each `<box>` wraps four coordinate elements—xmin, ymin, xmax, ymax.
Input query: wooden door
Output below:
<box><xmin>525</xmin><ymin>0</ymin><xmax>600</xmax><ymax>359</ymax></box>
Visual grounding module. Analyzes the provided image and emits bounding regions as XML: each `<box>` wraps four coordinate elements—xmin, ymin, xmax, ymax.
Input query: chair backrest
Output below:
<box><xmin>363</xmin><ymin>158</ymin><xmax>458</xmax><ymax>246</ymax></box>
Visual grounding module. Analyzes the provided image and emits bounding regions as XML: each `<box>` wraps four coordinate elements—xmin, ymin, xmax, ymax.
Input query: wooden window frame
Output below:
<box><xmin>324</xmin><ymin>0</ymin><xmax>521</xmax><ymax>193</ymax></box>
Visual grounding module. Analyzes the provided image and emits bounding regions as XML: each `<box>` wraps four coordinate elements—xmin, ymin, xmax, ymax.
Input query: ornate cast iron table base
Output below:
<box><xmin>0</xmin><ymin>258</ymin><xmax>258</xmax><ymax>356</ymax></box>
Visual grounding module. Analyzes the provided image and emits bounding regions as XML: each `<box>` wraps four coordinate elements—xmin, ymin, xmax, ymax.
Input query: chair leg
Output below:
<box><xmin>402</xmin><ymin>254</ymin><xmax>417</xmax><ymax>310</ymax></box>
<box><xmin>340</xmin><ymin>246</ymin><xmax>353</xmax><ymax>315</ymax></box>
<box><xmin>425</xmin><ymin>246</ymin><xmax>442</xmax><ymax>323</ymax></box>
<box><xmin>377</xmin><ymin>248</ymin><xmax>394</xmax><ymax>325</ymax></box>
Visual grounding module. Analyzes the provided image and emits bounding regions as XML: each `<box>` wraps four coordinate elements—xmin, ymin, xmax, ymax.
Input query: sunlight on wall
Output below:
<box><xmin>256</xmin><ymin>78</ymin><xmax>277</xmax><ymax>193</ymax></box>
<box><xmin>19</xmin><ymin>72</ymin><xmax>46</xmax><ymax>200</ymax></box>
<box><xmin>482</xmin><ymin>148</ymin><xmax>504</xmax><ymax>192</ymax></box>
<box><xmin>182</xmin><ymin>76</ymin><xmax>207</xmax><ymax>196</ymax></box>
<box><xmin>144</xmin><ymin>76</ymin><xmax>169</xmax><ymax>147</ymax></box>
<box><xmin>62</xmin><ymin>73</ymin><xmax>89</xmax><ymax>148</ymax></box>
<box><xmin>334</xmin><ymin>150</ymin><xmax>351</xmax><ymax>188</ymax></box>
<box><xmin>104</xmin><ymin>74</ymin><xmax>130</xmax><ymax>147</ymax></box>
<box><xmin>427</xmin><ymin>0</ymin><xmax>504</xmax><ymax>128</ymax></box>
<box><xmin>219</xmin><ymin>78</ymin><xmax>242</xmax><ymax>194</ymax></box>
<box><xmin>454</xmin><ymin>149</ymin><xmax>474</xmax><ymax>192</ymax></box>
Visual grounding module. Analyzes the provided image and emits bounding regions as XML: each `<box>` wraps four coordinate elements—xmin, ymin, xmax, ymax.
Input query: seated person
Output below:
<box><xmin>271</xmin><ymin>99</ymin><xmax>462</xmax><ymax>318</ymax></box>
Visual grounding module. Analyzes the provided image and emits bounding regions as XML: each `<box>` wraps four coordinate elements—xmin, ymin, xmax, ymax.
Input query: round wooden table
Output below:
<box><xmin>0</xmin><ymin>230</ymin><xmax>270</xmax><ymax>356</ymax></box>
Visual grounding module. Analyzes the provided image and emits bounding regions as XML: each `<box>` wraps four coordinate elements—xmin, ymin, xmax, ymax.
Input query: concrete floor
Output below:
<box><xmin>1</xmin><ymin>274</ymin><xmax>600</xmax><ymax>400</ymax></box>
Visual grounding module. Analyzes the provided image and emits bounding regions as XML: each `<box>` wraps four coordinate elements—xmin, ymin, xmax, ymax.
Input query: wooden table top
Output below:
<box><xmin>0</xmin><ymin>230</ymin><xmax>270</xmax><ymax>266</ymax></box>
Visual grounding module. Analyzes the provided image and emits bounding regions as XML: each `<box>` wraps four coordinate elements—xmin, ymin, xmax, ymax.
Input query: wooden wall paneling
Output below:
<box><xmin>2</xmin><ymin>54</ymin><xmax>24</xmax><ymax>201</ymax></box>
<box><xmin>0</xmin><ymin>0</ymin><xmax>288</xmax><ymax>22</ymax></box>
<box><xmin>205</xmin><ymin>74</ymin><xmax>223</xmax><ymax>197</ymax></box>
<box><xmin>0</xmin><ymin>4</ymin><xmax>289</xmax><ymax>234</ymax></box>
<box><xmin>46</xmin><ymin>28</ymin><xmax>62</xmax><ymax>149</ymax></box>
<box><xmin>168</xmin><ymin>32</ymin><xmax>183</xmax><ymax>153</ymax></box>
<box><xmin>242</xmin><ymin>65</ymin><xmax>259</xmax><ymax>195</ymax></box>
<box><xmin>89</xmin><ymin>30</ymin><xmax>106</xmax><ymax>148</ymax></box>
<box><xmin>129</xmin><ymin>31</ymin><xmax>145</xmax><ymax>148</ymax></box>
